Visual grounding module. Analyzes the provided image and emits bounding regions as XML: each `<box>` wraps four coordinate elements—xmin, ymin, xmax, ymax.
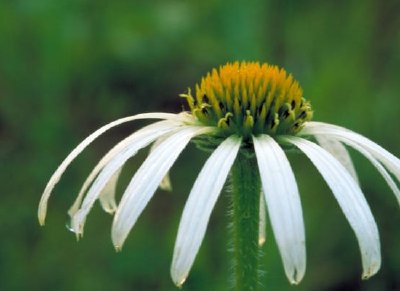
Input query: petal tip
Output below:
<box><xmin>287</xmin><ymin>268</ymin><xmax>305</xmax><ymax>285</ymax></box>
<box><xmin>111</xmin><ymin>230</ymin><xmax>126</xmax><ymax>252</ymax></box>
<box><xmin>159</xmin><ymin>182</ymin><xmax>172</xmax><ymax>192</ymax></box>
<box><xmin>103</xmin><ymin>207</ymin><xmax>117</xmax><ymax>214</ymax></box>
<box><xmin>38</xmin><ymin>213</ymin><xmax>46</xmax><ymax>226</ymax></box>
<box><xmin>172</xmin><ymin>275</ymin><xmax>187</xmax><ymax>288</ymax></box>
<box><xmin>75</xmin><ymin>233</ymin><xmax>82</xmax><ymax>242</ymax></box>
<box><xmin>38</xmin><ymin>203</ymin><xmax>47</xmax><ymax>226</ymax></box>
<box><xmin>361</xmin><ymin>262</ymin><xmax>381</xmax><ymax>280</ymax></box>
<box><xmin>171</xmin><ymin>265</ymin><xmax>189</xmax><ymax>288</ymax></box>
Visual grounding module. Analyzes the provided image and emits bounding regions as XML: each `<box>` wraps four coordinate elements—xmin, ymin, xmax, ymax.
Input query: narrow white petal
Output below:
<box><xmin>67</xmin><ymin>120</ymin><xmax>178</xmax><ymax>218</ymax></box>
<box><xmin>315</xmin><ymin>135</ymin><xmax>359</xmax><ymax>184</ymax></box>
<box><xmin>150</xmin><ymin>136</ymin><xmax>173</xmax><ymax>191</ymax></box>
<box><xmin>98</xmin><ymin>168</ymin><xmax>122</xmax><ymax>214</ymax></box>
<box><xmin>301</xmin><ymin>122</ymin><xmax>400</xmax><ymax>182</ymax></box>
<box><xmin>71</xmin><ymin>121</ymin><xmax>183</xmax><ymax>235</ymax></box>
<box><xmin>328</xmin><ymin>136</ymin><xmax>400</xmax><ymax>206</ymax></box>
<box><xmin>111</xmin><ymin>126</ymin><xmax>213</xmax><ymax>249</ymax></box>
<box><xmin>258</xmin><ymin>192</ymin><xmax>267</xmax><ymax>246</ymax></box>
<box><xmin>253</xmin><ymin>135</ymin><xmax>306</xmax><ymax>284</ymax></box>
<box><xmin>283</xmin><ymin>136</ymin><xmax>381</xmax><ymax>279</ymax></box>
<box><xmin>38</xmin><ymin>112</ymin><xmax>181</xmax><ymax>225</ymax></box>
<box><xmin>171</xmin><ymin>135</ymin><xmax>241</xmax><ymax>286</ymax></box>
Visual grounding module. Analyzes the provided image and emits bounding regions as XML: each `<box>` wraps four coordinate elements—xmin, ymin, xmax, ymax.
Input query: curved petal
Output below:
<box><xmin>98</xmin><ymin>168</ymin><xmax>122</xmax><ymax>214</ymax></box>
<box><xmin>258</xmin><ymin>192</ymin><xmax>267</xmax><ymax>246</ymax></box>
<box><xmin>67</xmin><ymin>120</ymin><xmax>178</xmax><ymax>218</ymax></box>
<box><xmin>282</xmin><ymin>136</ymin><xmax>381</xmax><ymax>279</ymax></box>
<box><xmin>38</xmin><ymin>112</ymin><xmax>181</xmax><ymax>225</ymax></box>
<box><xmin>111</xmin><ymin>126</ymin><xmax>214</xmax><ymax>249</ymax></box>
<box><xmin>301</xmin><ymin>122</ymin><xmax>400</xmax><ymax>182</ymax></box>
<box><xmin>171</xmin><ymin>135</ymin><xmax>241</xmax><ymax>287</ymax></box>
<box><xmin>150</xmin><ymin>136</ymin><xmax>173</xmax><ymax>191</ymax></box>
<box><xmin>253</xmin><ymin>134</ymin><xmax>306</xmax><ymax>284</ymax></box>
<box><xmin>327</xmin><ymin>136</ymin><xmax>400</xmax><ymax>206</ymax></box>
<box><xmin>71</xmin><ymin>121</ymin><xmax>183</xmax><ymax>235</ymax></box>
<box><xmin>315</xmin><ymin>135</ymin><xmax>359</xmax><ymax>184</ymax></box>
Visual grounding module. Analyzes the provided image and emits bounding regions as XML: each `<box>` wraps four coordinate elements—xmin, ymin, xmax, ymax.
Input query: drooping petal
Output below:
<box><xmin>67</xmin><ymin>120</ymin><xmax>179</xmax><ymax>218</ymax></box>
<box><xmin>301</xmin><ymin>122</ymin><xmax>400</xmax><ymax>182</ymax></box>
<box><xmin>71</xmin><ymin>121</ymin><xmax>183</xmax><ymax>235</ymax></box>
<box><xmin>111</xmin><ymin>126</ymin><xmax>214</xmax><ymax>250</ymax></box>
<box><xmin>258</xmin><ymin>192</ymin><xmax>267</xmax><ymax>247</ymax></box>
<box><xmin>282</xmin><ymin>136</ymin><xmax>381</xmax><ymax>279</ymax></box>
<box><xmin>150</xmin><ymin>136</ymin><xmax>173</xmax><ymax>191</ymax></box>
<box><xmin>253</xmin><ymin>134</ymin><xmax>306</xmax><ymax>284</ymax></box>
<box><xmin>38</xmin><ymin>112</ymin><xmax>183</xmax><ymax>225</ymax></box>
<box><xmin>98</xmin><ymin>168</ymin><xmax>122</xmax><ymax>214</ymax></box>
<box><xmin>171</xmin><ymin>135</ymin><xmax>241</xmax><ymax>287</ymax></box>
<box><xmin>320</xmin><ymin>135</ymin><xmax>400</xmax><ymax>206</ymax></box>
<box><xmin>315</xmin><ymin>135</ymin><xmax>359</xmax><ymax>184</ymax></box>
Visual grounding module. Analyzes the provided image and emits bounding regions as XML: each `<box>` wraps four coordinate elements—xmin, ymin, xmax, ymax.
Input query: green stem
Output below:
<box><xmin>230</xmin><ymin>153</ymin><xmax>261</xmax><ymax>291</ymax></box>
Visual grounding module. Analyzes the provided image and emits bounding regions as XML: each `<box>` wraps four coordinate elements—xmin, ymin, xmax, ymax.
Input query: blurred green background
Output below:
<box><xmin>1</xmin><ymin>0</ymin><xmax>399</xmax><ymax>290</ymax></box>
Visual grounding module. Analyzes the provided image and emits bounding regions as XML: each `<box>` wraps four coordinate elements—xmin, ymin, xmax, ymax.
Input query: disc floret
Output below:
<box><xmin>182</xmin><ymin>62</ymin><xmax>313</xmax><ymax>138</ymax></box>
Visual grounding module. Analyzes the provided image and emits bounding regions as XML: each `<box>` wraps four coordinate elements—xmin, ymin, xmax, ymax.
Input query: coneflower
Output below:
<box><xmin>39</xmin><ymin>62</ymin><xmax>400</xmax><ymax>290</ymax></box>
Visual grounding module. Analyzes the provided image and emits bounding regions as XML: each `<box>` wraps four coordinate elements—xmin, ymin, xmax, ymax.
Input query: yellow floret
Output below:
<box><xmin>182</xmin><ymin>61</ymin><xmax>313</xmax><ymax>137</ymax></box>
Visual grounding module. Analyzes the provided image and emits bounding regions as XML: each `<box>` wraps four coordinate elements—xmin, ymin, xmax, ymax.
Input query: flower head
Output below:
<box><xmin>39</xmin><ymin>61</ymin><xmax>400</xmax><ymax>287</ymax></box>
<box><xmin>183</xmin><ymin>62</ymin><xmax>312</xmax><ymax>137</ymax></box>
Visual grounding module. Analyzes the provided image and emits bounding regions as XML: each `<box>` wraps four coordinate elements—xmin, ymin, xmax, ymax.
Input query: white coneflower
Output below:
<box><xmin>38</xmin><ymin>62</ymin><xmax>400</xmax><ymax>289</ymax></box>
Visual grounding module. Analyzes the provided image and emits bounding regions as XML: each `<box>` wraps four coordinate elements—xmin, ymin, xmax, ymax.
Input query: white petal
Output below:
<box><xmin>301</xmin><ymin>122</ymin><xmax>400</xmax><ymax>182</ymax></box>
<box><xmin>258</xmin><ymin>191</ymin><xmax>267</xmax><ymax>246</ymax></box>
<box><xmin>71</xmin><ymin>121</ymin><xmax>183</xmax><ymax>235</ymax></box>
<box><xmin>150</xmin><ymin>136</ymin><xmax>173</xmax><ymax>191</ymax></box>
<box><xmin>98</xmin><ymin>168</ymin><xmax>122</xmax><ymax>214</ymax></box>
<box><xmin>111</xmin><ymin>126</ymin><xmax>213</xmax><ymax>249</ymax></box>
<box><xmin>171</xmin><ymin>135</ymin><xmax>241</xmax><ymax>286</ymax></box>
<box><xmin>315</xmin><ymin>135</ymin><xmax>359</xmax><ymax>184</ymax></box>
<box><xmin>328</xmin><ymin>136</ymin><xmax>400</xmax><ymax>206</ymax></box>
<box><xmin>253</xmin><ymin>135</ymin><xmax>306</xmax><ymax>284</ymax></box>
<box><xmin>38</xmin><ymin>112</ymin><xmax>182</xmax><ymax>225</ymax></box>
<box><xmin>67</xmin><ymin>120</ymin><xmax>178</xmax><ymax>218</ymax></box>
<box><xmin>282</xmin><ymin>136</ymin><xmax>381</xmax><ymax>279</ymax></box>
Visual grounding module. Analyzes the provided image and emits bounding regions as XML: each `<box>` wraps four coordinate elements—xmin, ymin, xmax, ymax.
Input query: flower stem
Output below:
<box><xmin>230</xmin><ymin>153</ymin><xmax>261</xmax><ymax>291</ymax></box>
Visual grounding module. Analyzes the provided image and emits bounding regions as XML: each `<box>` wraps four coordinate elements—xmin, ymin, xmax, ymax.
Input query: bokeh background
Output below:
<box><xmin>1</xmin><ymin>0</ymin><xmax>399</xmax><ymax>290</ymax></box>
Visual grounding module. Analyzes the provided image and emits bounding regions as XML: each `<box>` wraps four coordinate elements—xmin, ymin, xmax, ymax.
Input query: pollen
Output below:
<box><xmin>181</xmin><ymin>61</ymin><xmax>313</xmax><ymax>138</ymax></box>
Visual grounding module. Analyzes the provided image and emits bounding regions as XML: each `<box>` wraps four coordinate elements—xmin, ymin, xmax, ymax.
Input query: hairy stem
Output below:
<box><xmin>230</xmin><ymin>153</ymin><xmax>261</xmax><ymax>291</ymax></box>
